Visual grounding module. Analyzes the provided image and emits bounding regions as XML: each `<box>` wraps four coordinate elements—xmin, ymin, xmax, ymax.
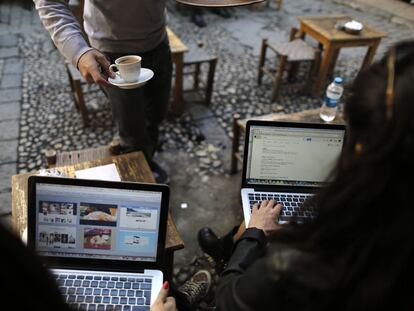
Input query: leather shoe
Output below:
<box><xmin>197</xmin><ymin>227</ymin><xmax>225</xmax><ymax>262</ymax></box>
<box><xmin>191</xmin><ymin>13</ymin><xmax>207</xmax><ymax>28</ymax></box>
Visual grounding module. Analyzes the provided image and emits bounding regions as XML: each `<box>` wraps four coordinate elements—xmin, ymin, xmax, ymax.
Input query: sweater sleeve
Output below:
<box><xmin>33</xmin><ymin>0</ymin><xmax>92</xmax><ymax>67</ymax></box>
<box><xmin>216</xmin><ymin>250</ymin><xmax>287</xmax><ymax>311</ymax></box>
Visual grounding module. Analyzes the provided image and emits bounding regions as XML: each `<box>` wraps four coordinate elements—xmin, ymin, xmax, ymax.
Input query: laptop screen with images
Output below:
<box><xmin>245</xmin><ymin>124</ymin><xmax>345</xmax><ymax>187</ymax></box>
<box><xmin>34</xmin><ymin>182</ymin><xmax>163</xmax><ymax>263</ymax></box>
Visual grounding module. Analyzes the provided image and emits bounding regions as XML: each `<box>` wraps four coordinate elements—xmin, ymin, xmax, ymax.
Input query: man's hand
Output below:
<box><xmin>151</xmin><ymin>282</ymin><xmax>177</xmax><ymax>311</ymax></box>
<box><xmin>77</xmin><ymin>49</ymin><xmax>114</xmax><ymax>87</ymax></box>
<box><xmin>248</xmin><ymin>200</ymin><xmax>283</xmax><ymax>236</ymax></box>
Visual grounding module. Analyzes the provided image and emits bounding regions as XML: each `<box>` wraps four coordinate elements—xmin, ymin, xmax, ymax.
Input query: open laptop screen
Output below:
<box><xmin>245</xmin><ymin>123</ymin><xmax>345</xmax><ymax>187</ymax></box>
<box><xmin>34</xmin><ymin>182</ymin><xmax>163</xmax><ymax>263</ymax></box>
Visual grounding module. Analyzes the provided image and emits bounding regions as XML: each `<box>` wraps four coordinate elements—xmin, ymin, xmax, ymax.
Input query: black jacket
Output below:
<box><xmin>215</xmin><ymin>228</ymin><xmax>335</xmax><ymax>311</ymax></box>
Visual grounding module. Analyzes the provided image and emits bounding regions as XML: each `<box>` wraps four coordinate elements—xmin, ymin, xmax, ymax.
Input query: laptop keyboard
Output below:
<box><xmin>54</xmin><ymin>272</ymin><xmax>152</xmax><ymax>311</ymax></box>
<box><xmin>248</xmin><ymin>192</ymin><xmax>316</xmax><ymax>222</ymax></box>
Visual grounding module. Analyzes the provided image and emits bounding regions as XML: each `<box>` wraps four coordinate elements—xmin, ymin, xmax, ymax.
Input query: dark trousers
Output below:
<box><xmin>103</xmin><ymin>36</ymin><xmax>173</xmax><ymax>161</ymax></box>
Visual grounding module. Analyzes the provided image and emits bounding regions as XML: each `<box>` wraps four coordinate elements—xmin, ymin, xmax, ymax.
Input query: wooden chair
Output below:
<box><xmin>183</xmin><ymin>43</ymin><xmax>218</xmax><ymax>106</ymax></box>
<box><xmin>257</xmin><ymin>27</ymin><xmax>320</xmax><ymax>101</ymax></box>
<box><xmin>65</xmin><ymin>62</ymin><xmax>90</xmax><ymax>127</ymax></box>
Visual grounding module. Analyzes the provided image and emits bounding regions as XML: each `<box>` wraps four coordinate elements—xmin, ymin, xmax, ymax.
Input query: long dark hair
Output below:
<box><xmin>272</xmin><ymin>41</ymin><xmax>414</xmax><ymax>310</ymax></box>
<box><xmin>0</xmin><ymin>221</ymin><xmax>71</xmax><ymax>310</ymax></box>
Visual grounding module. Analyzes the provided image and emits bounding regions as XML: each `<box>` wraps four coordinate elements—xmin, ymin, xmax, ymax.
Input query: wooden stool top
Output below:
<box><xmin>268</xmin><ymin>39</ymin><xmax>317</xmax><ymax>61</ymax></box>
<box><xmin>184</xmin><ymin>43</ymin><xmax>217</xmax><ymax>64</ymax></box>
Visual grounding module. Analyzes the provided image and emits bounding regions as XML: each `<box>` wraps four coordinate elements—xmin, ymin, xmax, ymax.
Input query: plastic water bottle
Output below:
<box><xmin>320</xmin><ymin>77</ymin><xmax>343</xmax><ymax>122</ymax></box>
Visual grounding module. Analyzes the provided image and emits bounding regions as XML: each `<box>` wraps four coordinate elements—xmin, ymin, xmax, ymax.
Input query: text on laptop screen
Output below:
<box><xmin>246</xmin><ymin>125</ymin><xmax>345</xmax><ymax>187</ymax></box>
<box><xmin>35</xmin><ymin>183</ymin><xmax>163</xmax><ymax>262</ymax></box>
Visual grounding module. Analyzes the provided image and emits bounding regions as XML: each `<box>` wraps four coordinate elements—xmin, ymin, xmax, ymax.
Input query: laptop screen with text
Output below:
<box><xmin>245</xmin><ymin>124</ymin><xmax>345</xmax><ymax>187</ymax></box>
<box><xmin>34</xmin><ymin>183</ymin><xmax>163</xmax><ymax>263</ymax></box>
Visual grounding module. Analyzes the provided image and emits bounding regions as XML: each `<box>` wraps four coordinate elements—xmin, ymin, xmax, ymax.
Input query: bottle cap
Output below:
<box><xmin>334</xmin><ymin>77</ymin><xmax>343</xmax><ymax>84</ymax></box>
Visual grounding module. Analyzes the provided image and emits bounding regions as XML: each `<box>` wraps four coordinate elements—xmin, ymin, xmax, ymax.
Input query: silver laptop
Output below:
<box><xmin>28</xmin><ymin>176</ymin><xmax>169</xmax><ymax>311</ymax></box>
<box><xmin>241</xmin><ymin>120</ymin><xmax>346</xmax><ymax>226</ymax></box>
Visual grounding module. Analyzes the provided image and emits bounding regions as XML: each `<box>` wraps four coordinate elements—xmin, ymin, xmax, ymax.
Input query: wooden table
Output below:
<box><xmin>11</xmin><ymin>151</ymin><xmax>184</xmax><ymax>281</ymax></box>
<box><xmin>167</xmin><ymin>27</ymin><xmax>189</xmax><ymax>116</ymax></box>
<box><xmin>230</xmin><ymin>108</ymin><xmax>345</xmax><ymax>173</ymax></box>
<box><xmin>297</xmin><ymin>15</ymin><xmax>386</xmax><ymax>95</ymax></box>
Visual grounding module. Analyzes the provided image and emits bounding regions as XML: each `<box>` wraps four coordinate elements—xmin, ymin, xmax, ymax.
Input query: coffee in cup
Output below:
<box><xmin>109</xmin><ymin>55</ymin><xmax>141</xmax><ymax>83</ymax></box>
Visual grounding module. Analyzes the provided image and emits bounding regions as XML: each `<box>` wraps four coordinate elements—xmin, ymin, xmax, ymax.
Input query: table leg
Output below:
<box><xmin>171</xmin><ymin>52</ymin><xmax>184</xmax><ymax>115</ymax></box>
<box><xmin>327</xmin><ymin>48</ymin><xmax>340</xmax><ymax>78</ymax></box>
<box><xmin>230</xmin><ymin>113</ymin><xmax>241</xmax><ymax>174</ymax></box>
<box><xmin>164</xmin><ymin>250</ymin><xmax>174</xmax><ymax>282</ymax></box>
<box><xmin>360</xmin><ymin>39</ymin><xmax>381</xmax><ymax>72</ymax></box>
<box><xmin>314</xmin><ymin>43</ymin><xmax>336</xmax><ymax>96</ymax></box>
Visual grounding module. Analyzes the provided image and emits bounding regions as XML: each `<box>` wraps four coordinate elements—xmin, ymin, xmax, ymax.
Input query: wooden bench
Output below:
<box><xmin>230</xmin><ymin>108</ymin><xmax>345</xmax><ymax>174</ymax></box>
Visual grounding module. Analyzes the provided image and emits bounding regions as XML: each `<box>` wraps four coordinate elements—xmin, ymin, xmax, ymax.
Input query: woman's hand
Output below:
<box><xmin>151</xmin><ymin>281</ymin><xmax>177</xmax><ymax>311</ymax></box>
<box><xmin>248</xmin><ymin>200</ymin><xmax>283</xmax><ymax>236</ymax></box>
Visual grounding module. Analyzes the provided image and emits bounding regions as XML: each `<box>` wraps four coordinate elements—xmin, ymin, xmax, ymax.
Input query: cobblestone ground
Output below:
<box><xmin>0</xmin><ymin>0</ymin><xmax>413</xmax><ymax>309</ymax></box>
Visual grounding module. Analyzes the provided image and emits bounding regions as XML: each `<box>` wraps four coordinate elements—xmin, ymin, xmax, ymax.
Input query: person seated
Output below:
<box><xmin>0</xmin><ymin>219</ymin><xmax>211</xmax><ymax>311</ymax></box>
<box><xmin>198</xmin><ymin>40</ymin><xmax>414</xmax><ymax>310</ymax></box>
<box><xmin>191</xmin><ymin>8</ymin><xmax>207</xmax><ymax>28</ymax></box>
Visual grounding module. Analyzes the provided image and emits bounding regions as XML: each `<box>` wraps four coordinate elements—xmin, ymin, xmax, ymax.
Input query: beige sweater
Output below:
<box><xmin>34</xmin><ymin>0</ymin><xmax>167</xmax><ymax>66</ymax></box>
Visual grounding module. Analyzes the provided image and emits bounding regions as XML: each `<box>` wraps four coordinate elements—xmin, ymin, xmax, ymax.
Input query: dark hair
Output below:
<box><xmin>0</xmin><ymin>220</ymin><xmax>71</xmax><ymax>310</ymax></box>
<box><xmin>273</xmin><ymin>41</ymin><xmax>414</xmax><ymax>310</ymax></box>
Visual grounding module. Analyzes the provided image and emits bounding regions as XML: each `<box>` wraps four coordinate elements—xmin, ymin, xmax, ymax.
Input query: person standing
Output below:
<box><xmin>33</xmin><ymin>0</ymin><xmax>172</xmax><ymax>183</ymax></box>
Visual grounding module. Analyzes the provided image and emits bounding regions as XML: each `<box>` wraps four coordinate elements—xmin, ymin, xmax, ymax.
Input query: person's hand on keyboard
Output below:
<box><xmin>248</xmin><ymin>200</ymin><xmax>283</xmax><ymax>236</ymax></box>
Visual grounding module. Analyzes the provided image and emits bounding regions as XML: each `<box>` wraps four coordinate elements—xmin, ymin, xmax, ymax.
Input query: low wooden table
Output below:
<box><xmin>11</xmin><ymin>151</ymin><xmax>184</xmax><ymax>281</ymax></box>
<box><xmin>167</xmin><ymin>27</ymin><xmax>189</xmax><ymax>116</ymax></box>
<box><xmin>297</xmin><ymin>15</ymin><xmax>386</xmax><ymax>95</ymax></box>
<box><xmin>230</xmin><ymin>108</ymin><xmax>345</xmax><ymax>173</ymax></box>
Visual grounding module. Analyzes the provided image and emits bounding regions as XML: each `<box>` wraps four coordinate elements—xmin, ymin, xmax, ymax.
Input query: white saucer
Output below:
<box><xmin>108</xmin><ymin>68</ymin><xmax>154</xmax><ymax>89</ymax></box>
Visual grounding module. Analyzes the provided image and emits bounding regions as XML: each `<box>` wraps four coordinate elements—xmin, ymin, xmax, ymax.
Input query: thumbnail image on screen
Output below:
<box><xmin>80</xmin><ymin>203</ymin><xmax>118</xmax><ymax>227</ymax></box>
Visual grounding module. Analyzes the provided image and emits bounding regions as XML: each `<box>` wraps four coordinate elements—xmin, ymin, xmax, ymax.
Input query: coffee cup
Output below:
<box><xmin>109</xmin><ymin>55</ymin><xmax>142</xmax><ymax>83</ymax></box>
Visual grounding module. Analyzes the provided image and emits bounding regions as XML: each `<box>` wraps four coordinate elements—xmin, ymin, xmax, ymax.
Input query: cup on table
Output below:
<box><xmin>109</xmin><ymin>55</ymin><xmax>142</xmax><ymax>83</ymax></box>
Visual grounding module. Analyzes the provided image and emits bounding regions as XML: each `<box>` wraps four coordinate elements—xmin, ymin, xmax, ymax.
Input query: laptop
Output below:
<box><xmin>27</xmin><ymin>176</ymin><xmax>169</xmax><ymax>311</ymax></box>
<box><xmin>241</xmin><ymin>120</ymin><xmax>346</xmax><ymax>226</ymax></box>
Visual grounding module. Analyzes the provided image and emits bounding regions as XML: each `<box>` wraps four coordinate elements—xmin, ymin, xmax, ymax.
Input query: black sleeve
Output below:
<box><xmin>216</xmin><ymin>239</ymin><xmax>332</xmax><ymax>311</ymax></box>
<box><xmin>223</xmin><ymin>227</ymin><xmax>267</xmax><ymax>275</ymax></box>
<box><xmin>216</xmin><ymin>249</ymin><xmax>287</xmax><ymax>311</ymax></box>
<box><xmin>215</xmin><ymin>228</ymin><xmax>285</xmax><ymax>311</ymax></box>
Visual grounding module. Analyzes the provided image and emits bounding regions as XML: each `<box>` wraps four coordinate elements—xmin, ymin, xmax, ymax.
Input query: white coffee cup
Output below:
<box><xmin>109</xmin><ymin>55</ymin><xmax>142</xmax><ymax>83</ymax></box>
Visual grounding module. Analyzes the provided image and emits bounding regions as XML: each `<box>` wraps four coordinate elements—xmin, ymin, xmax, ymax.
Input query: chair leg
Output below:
<box><xmin>205</xmin><ymin>58</ymin><xmax>217</xmax><ymax>106</ymax></box>
<box><xmin>272</xmin><ymin>54</ymin><xmax>287</xmax><ymax>101</ymax></box>
<box><xmin>307</xmin><ymin>50</ymin><xmax>321</xmax><ymax>96</ymax></box>
<box><xmin>289</xmin><ymin>27</ymin><xmax>298</xmax><ymax>41</ymax></box>
<box><xmin>73</xmin><ymin>79</ymin><xmax>89</xmax><ymax>127</ymax></box>
<box><xmin>66</xmin><ymin>66</ymin><xmax>79</xmax><ymax>111</ymax></box>
<box><xmin>258</xmin><ymin>39</ymin><xmax>268</xmax><ymax>85</ymax></box>
<box><xmin>193</xmin><ymin>63</ymin><xmax>201</xmax><ymax>90</ymax></box>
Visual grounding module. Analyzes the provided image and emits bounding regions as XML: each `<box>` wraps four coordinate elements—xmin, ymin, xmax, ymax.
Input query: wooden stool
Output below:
<box><xmin>65</xmin><ymin>62</ymin><xmax>89</xmax><ymax>127</ymax></box>
<box><xmin>257</xmin><ymin>28</ymin><xmax>320</xmax><ymax>101</ymax></box>
<box><xmin>183</xmin><ymin>43</ymin><xmax>218</xmax><ymax>106</ymax></box>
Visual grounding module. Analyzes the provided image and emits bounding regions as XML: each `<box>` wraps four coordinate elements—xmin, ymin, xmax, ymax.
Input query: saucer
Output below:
<box><xmin>108</xmin><ymin>68</ymin><xmax>154</xmax><ymax>89</ymax></box>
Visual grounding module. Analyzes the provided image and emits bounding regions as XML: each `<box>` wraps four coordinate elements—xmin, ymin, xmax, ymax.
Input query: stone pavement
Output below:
<box><xmin>0</xmin><ymin>2</ymin><xmax>36</xmax><ymax>218</ymax></box>
<box><xmin>0</xmin><ymin>2</ymin><xmax>413</xmax><ymax>306</ymax></box>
